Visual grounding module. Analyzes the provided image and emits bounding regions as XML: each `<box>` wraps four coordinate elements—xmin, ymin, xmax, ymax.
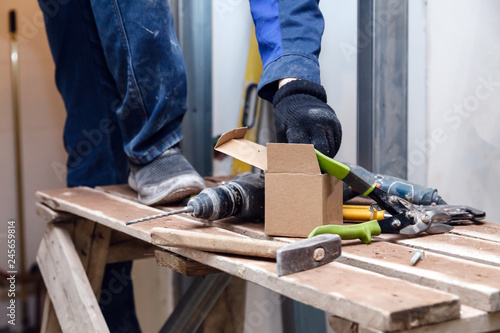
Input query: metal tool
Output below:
<box><xmin>312</xmin><ymin>151</ymin><xmax>486</xmax><ymax>243</ymax></box>
<box><xmin>342</xmin><ymin>166</ymin><xmax>446</xmax><ymax>205</ymax></box>
<box><xmin>314</xmin><ymin>201</ymin><xmax>481</xmax><ymax>243</ymax></box>
<box><xmin>411</xmin><ymin>250</ymin><xmax>424</xmax><ymax>266</ymax></box>
<box><xmin>127</xmin><ymin>172</ymin><xmax>265</xmax><ymax>225</ymax></box>
<box><xmin>309</xmin><ymin>204</ymin><xmax>433</xmax><ymax>244</ymax></box>
<box><xmin>413</xmin><ymin>204</ymin><xmax>486</xmax><ymax>224</ymax></box>
<box><xmin>316</xmin><ymin>150</ymin><xmax>436</xmax><ymax>232</ymax></box>
<box><xmin>150</xmin><ymin>228</ymin><xmax>342</xmax><ymax>276</ymax></box>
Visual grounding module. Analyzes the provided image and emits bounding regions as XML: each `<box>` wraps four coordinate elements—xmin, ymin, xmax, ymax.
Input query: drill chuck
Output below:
<box><xmin>187</xmin><ymin>172</ymin><xmax>265</xmax><ymax>220</ymax></box>
<box><xmin>126</xmin><ymin>172</ymin><xmax>265</xmax><ymax>225</ymax></box>
<box><xmin>188</xmin><ymin>182</ymin><xmax>243</xmax><ymax>220</ymax></box>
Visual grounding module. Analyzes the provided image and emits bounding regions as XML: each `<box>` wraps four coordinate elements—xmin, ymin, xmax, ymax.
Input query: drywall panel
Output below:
<box><xmin>427</xmin><ymin>0</ymin><xmax>500</xmax><ymax>222</ymax></box>
<box><xmin>408</xmin><ymin>0</ymin><xmax>428</xmax><ymax>185</ymax></box>
<box><xmin>212</xmin><ymin>0</ymin><xmax>252</xmax><ymax>137</ymax></box>
<box><xmin>319</xmin><ymin>0</ymin><xmax>358</xmax><ymax>164</ymax></box>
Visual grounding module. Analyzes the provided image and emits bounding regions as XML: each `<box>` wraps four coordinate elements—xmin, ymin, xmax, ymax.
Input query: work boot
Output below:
<box><xmin>128</xmin><ymin>146</ymin><xmax>205</xmax><ymax>205</ymax></box>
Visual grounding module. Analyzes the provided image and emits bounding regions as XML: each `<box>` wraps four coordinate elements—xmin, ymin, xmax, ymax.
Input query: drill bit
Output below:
<box><xmin>126</xmin><ymin>206</ymin><xmax>194</xmax><ymax>225</ymax></box>
<box><xmin>126</xmin><ymin>173</ymin><xmax>265</xmax><ymax>226</ymax></box>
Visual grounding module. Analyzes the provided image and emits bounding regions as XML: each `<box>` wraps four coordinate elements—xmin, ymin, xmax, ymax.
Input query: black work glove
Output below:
<box><xmin>272</xmin><ymin>79</ymin><xmax>342</xmax><ymax>158</ymax></box>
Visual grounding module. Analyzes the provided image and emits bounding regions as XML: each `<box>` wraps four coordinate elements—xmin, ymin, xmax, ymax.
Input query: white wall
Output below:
<box><xmin>212</xmin><ymin>0</ymin><xmax>253</xmax><ymax>138</ymax></box>
<box><xmin>319</xmin><ymin>1</ymin><xmax>358</xmax><ymax>164</ymax></box>
<box><xmin>427</xmin><ymin>0</ymin><xmax>500</xmax><ymax>221</ymax></box>
<box><xmin>408</xmin><ymin>0</ymin><xmax>428</xmax><ymax>185</ymax></box>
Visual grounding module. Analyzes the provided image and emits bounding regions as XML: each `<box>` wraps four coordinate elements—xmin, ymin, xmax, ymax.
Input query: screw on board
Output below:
<box><xmin>410</xmin><ymin>250</ymin><xmax>424</xmax><ymax>265</ymax></box>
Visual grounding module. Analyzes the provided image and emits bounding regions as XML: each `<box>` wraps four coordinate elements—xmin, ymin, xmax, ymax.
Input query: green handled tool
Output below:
<box><xmin>315</xmin><ymin>150</ymin><xmax>376</xmax><ymax>197</ymax></box>
<box><xmin>312</xmin><ymin>151</ymin><xmax>483</xmax><ymax>243</ymax></box>
<box><xmin>312</xmin><ymin>150</ymin><xmax>437</xmax><ymax>241</ymax></box>
<box><xmin>315</xmin><ymin>150</ymin><xmax>405</xmax><ymax>216</ymax></box>
<box><xmin>309</xmin><ymin>221</ymin><xmax>381</xmax><ymax>244</ymax></box>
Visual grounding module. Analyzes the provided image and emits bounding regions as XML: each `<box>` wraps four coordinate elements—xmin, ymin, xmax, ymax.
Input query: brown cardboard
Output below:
<box><xmin>266</xmin><ymin>143</ymin><xmax>319</xmax><ymax>174</ymax></box>
<box><xmin>215</xmin><ymin>128</ymin><xmax>267</xmax><ymax>170</ymax></box>
<box><xmin>215</xmin><ymin>128</ymin><xmax>343</xmax><ymax>237</ymax></box>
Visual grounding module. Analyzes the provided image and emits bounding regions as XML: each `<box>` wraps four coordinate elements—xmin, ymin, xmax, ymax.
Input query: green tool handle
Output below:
<box><xmin>315</xmin><ymin>150</ymin><xmax>377</xmax><ymax>196</ymax></box>
<box><xmin>308</xmin><ymin>220</ymin><xmax>382</xmax><ymax>244</ymax></box>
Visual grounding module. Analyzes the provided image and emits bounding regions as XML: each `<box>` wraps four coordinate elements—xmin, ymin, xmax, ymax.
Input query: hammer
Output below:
<box><xmin>150</xmin><ymin>228</ymin><xmax>341</xmax><ymax>276</ymax></box>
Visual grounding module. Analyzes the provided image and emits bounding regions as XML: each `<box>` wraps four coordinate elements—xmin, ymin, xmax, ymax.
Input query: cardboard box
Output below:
<box><xmin>215</xmin><ymin>128</ymin><xmax>343</xmax><ymax>237</ymax></box>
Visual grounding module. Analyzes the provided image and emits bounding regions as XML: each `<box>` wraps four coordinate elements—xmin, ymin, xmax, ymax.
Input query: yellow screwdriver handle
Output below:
<box><xmin>343</xmin><ymin>205</ymin><xmax>386</xmax><ymax>221</ymax></box>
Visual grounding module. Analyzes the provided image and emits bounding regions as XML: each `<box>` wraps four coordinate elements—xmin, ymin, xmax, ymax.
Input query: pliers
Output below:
<box><xmin>309</xmin><ymin>151</ymin><xmax>486</xmax><ymax>243</ymax></box>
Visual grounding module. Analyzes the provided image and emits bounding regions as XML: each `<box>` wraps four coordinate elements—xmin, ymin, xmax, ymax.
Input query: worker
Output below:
<box><xmin>38</xmin><ymin>0</ymin><xmax>341</xmax><ymax>331</ymax></box>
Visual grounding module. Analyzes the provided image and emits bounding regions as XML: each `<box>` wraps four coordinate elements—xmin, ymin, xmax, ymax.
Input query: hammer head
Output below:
<box><xmin>276</xmin><ymin>234</ymin><xmax>342</xmax><ymax>277</ymax></box>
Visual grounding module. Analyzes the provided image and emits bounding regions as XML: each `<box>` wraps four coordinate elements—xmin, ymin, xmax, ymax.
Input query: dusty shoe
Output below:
<box><xmin>128</xmin><ymin>147</ymin><xmax>205</xmax><ymax>205</ymax></box>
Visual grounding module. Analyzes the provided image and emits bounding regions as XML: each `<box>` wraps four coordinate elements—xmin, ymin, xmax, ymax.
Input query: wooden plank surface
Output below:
<box><xmin>329</xmin><ymin>305</ymin><xmax>500</xmax><ymax>333</ymax></box>
<box><xmin>449</xmin><ymin>221</ymin><xmax>500</xmax><ymax>243</ymax></box>
<box><xmin>394</xmin><ymin>233</ymin><xmax>500</xmax><ymax>267</ymax></box>
<box><xmin>340</xmin><ymin>241</ymin><xmax>500</xmax><ymax>311</ymax></box>
<box><xmin>40</xmin><ymin>295</ymin><xmax>62</xmax><ymax>333</ymax></box>
<box><xmin>36</xmin><ymin>187</ymin><xmax>461</xmax><ymax>332</ymax></box>
<box><xmin>37</xmin><ymin>223</ymin><xmax>109</xmax><ymax>333</ymax></box>
<box><xmin>39</xmin><ymin>185</ymin><xmax>500</xmax><ymax>332</ymax></box>
<box><xmin>165</xmin><ymin>246</ymin><xmax>459</xmax><ymax>332</ymax></box>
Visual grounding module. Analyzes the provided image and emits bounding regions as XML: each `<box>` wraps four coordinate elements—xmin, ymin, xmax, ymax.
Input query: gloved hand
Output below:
<box><xmin>272</xmin><ymin>79</ymin><xmax>342</xmax><ymax>158</ymax></box>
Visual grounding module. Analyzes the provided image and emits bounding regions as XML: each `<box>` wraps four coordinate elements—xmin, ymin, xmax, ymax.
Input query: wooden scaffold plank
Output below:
<box><xmin>37</xmin><ymin>223</ymin><xmax>109</xmax><ymax>333</ymax></box>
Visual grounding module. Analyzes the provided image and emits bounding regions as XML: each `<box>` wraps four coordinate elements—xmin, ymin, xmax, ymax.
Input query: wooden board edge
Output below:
<box><xmin>154</xmin><ymin>250</ymin><xmax>221</xmax><ymax>276</ymax></box>
<box><xmin>329</xmin><ymin>305</ymin><xmax>500</xmax><ymax>333</ymax></box>
<box><xmin>36</xmin><ymin>202</ymin><xmax>76</xmax><ymax>224</ymax></box>
<box><xmin>163</xmin><ymin>246</ymin><xmax>460</xmax><ymax>332</ymax></box>
<box><xmin>107</xmin><ymin>239</ymin><xmax>157</xmax><ymax>263</ymax></box>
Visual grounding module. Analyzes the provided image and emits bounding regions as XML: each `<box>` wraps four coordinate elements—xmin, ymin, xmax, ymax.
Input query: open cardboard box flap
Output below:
<box><xmin>215</xmin><ymin>127</ymin><xmax>321</xmax><ymax>174</ymax></box>
<box><xmin>215</xmin><ymin>128</ymin><xmax>267</xmax><ymax>170</ymax></box>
